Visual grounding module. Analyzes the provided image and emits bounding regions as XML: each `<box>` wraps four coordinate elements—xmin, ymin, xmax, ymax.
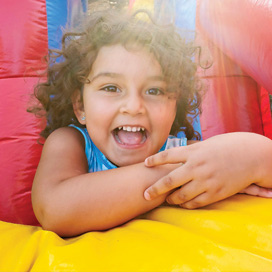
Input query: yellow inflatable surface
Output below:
<box><xmin>1</xmin><ymin>195</ymin><xmax>272</xmax><ymax>271</ymax></box>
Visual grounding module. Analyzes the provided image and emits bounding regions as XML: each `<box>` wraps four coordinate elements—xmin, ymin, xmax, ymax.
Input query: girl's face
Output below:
<box><xmin>75</xmin><ymin>44</ymin><xmax>177</xmax><ymax>166</ymax></box>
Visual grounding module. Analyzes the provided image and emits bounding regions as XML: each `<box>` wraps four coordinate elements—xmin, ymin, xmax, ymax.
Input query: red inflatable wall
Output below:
<box><xmin>0</xmin><ymin>0</ymin><xmax>272</xmax><ymax>225</ymax></box>
<box><xmin>0</xmin><ymin>1</ymin><xmax>47</xmax><ymax>225</ymax></box>
<box><xmin>197</xmin><ymin>0</ymin><xmax>272</xmax><ymax>139</ymax></box>
<box><xmin>198</xmin><ymin>0</ymin><xmax>272</xmax><ymax>94</ymax></box>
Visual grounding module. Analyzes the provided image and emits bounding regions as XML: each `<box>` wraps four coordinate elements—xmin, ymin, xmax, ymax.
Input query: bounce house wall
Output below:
<box><xmin>196</xmin><ymin>0</ymin><xmax>272</xmax><ymax>139</ymax></box>
<box><xmin>0</xmin><ymin>1</ymin><xmax>48</xmax><ymax>225</ymax></box>
<box><xmin>0</xmin><ymin>0</ymin><xmax>271</xmax><ymax>226</ymax></box>
<box><xmin>0</xmin><ymin>0</ymin><xmax>87</xmax><ymax>225</ymax></box>
<box><xmin>197</xmin><ymin>0</ymin><xmax>272</xmax><ymax>95</ymax></box>
<box><xmin>196</xmin><ymin>33</ymin><xmax>264</xmax><ymax>139</ymax></box>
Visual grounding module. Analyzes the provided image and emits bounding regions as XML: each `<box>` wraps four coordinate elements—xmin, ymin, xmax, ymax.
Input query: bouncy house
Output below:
<box><xmin>1</xmin><ymin>0</ymin><xmax>272</xmax><ymax>270</ymax></box>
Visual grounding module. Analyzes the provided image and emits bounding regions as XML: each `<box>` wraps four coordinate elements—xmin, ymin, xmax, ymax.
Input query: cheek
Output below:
<box><xmin>84</xmin><ymin>96</ymin><xmax>112</xmax><ymax>120</ymax></box>
<box><xmin>152</xmin><ymin>101</ymin><xmax>177</xmax><ymax>130</ymax></box>
<box><xmin>159</xmin><ymin>101</ymin><xmax>176</xmax><ymax>120</ymax></box>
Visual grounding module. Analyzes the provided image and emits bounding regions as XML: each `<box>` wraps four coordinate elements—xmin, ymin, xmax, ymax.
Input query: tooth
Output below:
<box><xmin>118</xmin><ymin>126</ymin><xmax>145</xmax><ymax>132</ymax></box>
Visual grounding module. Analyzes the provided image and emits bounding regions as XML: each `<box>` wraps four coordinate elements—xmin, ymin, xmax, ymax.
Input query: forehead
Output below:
<box><xmin>90</xmin><ymin>44</ymin><xmax>163</xmax><ymax>77</ymax></box>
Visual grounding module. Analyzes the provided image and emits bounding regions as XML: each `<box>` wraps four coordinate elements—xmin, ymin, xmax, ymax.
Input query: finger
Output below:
<box><xmin>180</xmin><ymin>192</ymin><xmax>215</xmax><ymax>209</ymax></box>
<box><xmin>144</xmin><ymin>164</ymin><xmax>191</xmax><ymax>200</ymax></box>
<box><xmin>166</xmin><ymin>180</ymin><xmax>206</xmax><ymax>205</ymax></box>
<box><xmin>240</xmin><ymin>184</ymin><xmax>272</xmax><ymax>198</ymax></box>
<box><xmin>145</xmin><ymin>146</ymin><xmax>189</xmax><ymax>167</ymax></box>
<box><xmin>239</xmin><ymin>185</ymin><xmax>258</xmax><ymax>195</ymax></box>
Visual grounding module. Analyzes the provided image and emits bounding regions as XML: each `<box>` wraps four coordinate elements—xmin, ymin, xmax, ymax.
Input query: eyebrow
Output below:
<box><xmin>89</xmin><ymin>72</ymin><xmax>166</xmax><ymax>83</ymax></box>
<box><xmin>89</xmin><ymin>72</ymin><xmax>121</xmax><ymax>83</ymax></box>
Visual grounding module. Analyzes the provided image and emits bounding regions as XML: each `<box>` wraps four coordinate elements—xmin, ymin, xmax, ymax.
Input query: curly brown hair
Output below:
<box><xmin>29</xmin><ymin>9</ymin><xmax>203</xmax><ymax>140</ymax></box>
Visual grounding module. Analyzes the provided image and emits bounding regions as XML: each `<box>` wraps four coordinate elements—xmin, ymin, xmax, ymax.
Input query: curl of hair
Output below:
<box><xmin>29</xmin><ymin>9</ymin><xmax>204</xmax><ymax>140</ymax></box>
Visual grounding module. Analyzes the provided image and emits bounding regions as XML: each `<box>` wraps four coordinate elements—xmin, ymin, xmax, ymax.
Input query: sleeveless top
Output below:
<box><xmin>69</xmin><ymin>125</ymin><xmax>187</xmax><ymax>172</ymax></box>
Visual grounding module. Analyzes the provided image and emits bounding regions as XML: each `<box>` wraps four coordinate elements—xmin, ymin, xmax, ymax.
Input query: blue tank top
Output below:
<box><xmin>69</xmin><ymin>125</ymin><xmax>187</xmax><ymax>172</ymax></box>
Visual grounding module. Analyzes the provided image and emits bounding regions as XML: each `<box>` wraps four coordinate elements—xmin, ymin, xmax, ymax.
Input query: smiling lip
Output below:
<box><xmin>112</xmin><ymin>125</ymin><xmax>148</xmax><ymax>149</ymax></box>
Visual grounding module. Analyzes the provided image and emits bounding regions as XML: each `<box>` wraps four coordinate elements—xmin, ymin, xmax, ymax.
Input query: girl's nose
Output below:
<box><xmin>120</xmin><ymin>93</ymin><xmax>146</xmax><ymax>116</ymax></box>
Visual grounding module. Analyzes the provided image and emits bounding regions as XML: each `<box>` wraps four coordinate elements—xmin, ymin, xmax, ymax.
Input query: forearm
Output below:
<box><xmin>32</xmin><ymin>162</ymin><xmax>177</xmax><ymax>237</ymax></box>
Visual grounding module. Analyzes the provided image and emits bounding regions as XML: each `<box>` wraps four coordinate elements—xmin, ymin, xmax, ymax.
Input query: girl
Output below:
<box><xmin>30</xmin><ymin>9</ymin><xmax>202</xmax><ymax>237</ymax></box>
<box><xmin>31</xmin><ymin>9</ymin><xmax>272</xmax><ymax>237</ymax></box>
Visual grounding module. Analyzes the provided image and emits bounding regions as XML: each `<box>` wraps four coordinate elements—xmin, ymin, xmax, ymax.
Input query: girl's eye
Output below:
<box><xmin>146</xmin><ymin>88</ymin><xmax>164</xmax><ymax>96</ymax></box>
<box><xmin>101</xmin><ymin>85</ymin><xmax>121</xmax><ymax>93</ymax></box>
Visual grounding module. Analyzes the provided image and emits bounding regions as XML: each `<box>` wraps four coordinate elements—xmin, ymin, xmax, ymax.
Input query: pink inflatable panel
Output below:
<box><xmin>0</xmin><ymin>0</ymin><xmax>272</xmax><ymax>225</ymax></box>
<box><xmin>198</xmin><ymin>0</ymin><xmax>272</xmax><ymax>94</ymax></box>
<box><xmin>197</xmin><ymin>0</ymin><xmax>272</xmax><ymax>139</ymax></box>
<box><xmin>0</xmin><ymin>1</ymin><xmax>47</xmax><ymax>225</ymax></box>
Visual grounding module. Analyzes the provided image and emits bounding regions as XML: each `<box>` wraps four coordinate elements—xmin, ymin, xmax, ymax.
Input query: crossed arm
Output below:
<box><xmin>144</xmin><ymin>132</ymin><xmax>272</xmax><ymax>209</ymax></box>
<box><xmin>32</xmin><ymin>127</ymin><xmax>178</xmax><ymax>237</ymax></box>
<box><xmin>33</xmin><ymin>129</ymin><xmax>272</xmax><ymax>237</ymax></box>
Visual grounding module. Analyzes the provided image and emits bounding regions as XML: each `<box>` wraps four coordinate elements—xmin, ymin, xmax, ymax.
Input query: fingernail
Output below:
<box><xmin>144</xmin><ymin>158</ymin><xmax>150</xmax><ymax>166</ymax></box>
<box><xmin>144</xmin><ymin>190</ymin><xmax>151</xmax><ymax>200</ymax></box>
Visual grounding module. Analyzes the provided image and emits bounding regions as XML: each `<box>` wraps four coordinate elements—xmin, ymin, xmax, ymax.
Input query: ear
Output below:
<box><xmin>71</xmin><ymin>90</ymin><xmax>86</xmax><ymax>125</ymax></box>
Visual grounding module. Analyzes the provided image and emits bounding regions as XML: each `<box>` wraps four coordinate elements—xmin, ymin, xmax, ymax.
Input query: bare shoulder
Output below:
<box><xmin>44</xmin><ymin>126</ymin><xmax>85</xmax><ymax>150</ymax></box>
<box><xmin>36</xmin><ymin>127</ymin><xmax>88</xmax><ymax>183</ymax></box>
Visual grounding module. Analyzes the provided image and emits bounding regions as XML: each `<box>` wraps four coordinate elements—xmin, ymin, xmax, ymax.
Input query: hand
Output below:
<box><xmin>144</xmin><ymin>132</ymin><xmax>272</xmax><ymax>209</ymax></box>
<box><xmin>239</xmin><ymin>184</ymin><xmax>272</xmax><ymax>198</ymax></box>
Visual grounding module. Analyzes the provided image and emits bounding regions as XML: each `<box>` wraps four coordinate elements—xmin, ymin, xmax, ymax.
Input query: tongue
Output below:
<box><xmin>117</xmin><ymin>130</ymin><xmax>144</xmax><ymax>145</ymax></box>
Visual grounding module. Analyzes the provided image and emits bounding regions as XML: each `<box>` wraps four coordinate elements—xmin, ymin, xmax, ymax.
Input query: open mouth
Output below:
<box><xmin>113</xmin><ymin>126</ymin><xmax>147</xmax><ymax>146</ymax></box>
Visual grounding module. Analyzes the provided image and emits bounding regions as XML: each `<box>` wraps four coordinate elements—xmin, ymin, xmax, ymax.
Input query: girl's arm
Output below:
<box><xmin>32</xmin><ymin>127</ymin><xmax>177</xmax><ymax>237</ymax></box>
<box><xmin>144</xmin><ymin>132</ymin><xmax>272</xmax><ymax>209</ymax></box>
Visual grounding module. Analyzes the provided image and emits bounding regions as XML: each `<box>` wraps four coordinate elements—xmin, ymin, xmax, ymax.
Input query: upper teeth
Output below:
<box><xmin>118</xmin><ymin>126</ymin><xmax>145</xmax><ymax>132</ymax></box>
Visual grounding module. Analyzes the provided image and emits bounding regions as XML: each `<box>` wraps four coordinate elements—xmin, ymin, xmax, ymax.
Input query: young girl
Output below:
<box><xmin>30</xmin><ymin>9</ymin><xmax>202</xmax><ymax>237</ymax></box>
<box><xmin>31</xmin><ymin>9</ymin><xmax>272</xmax><ymax>237</ymax></box>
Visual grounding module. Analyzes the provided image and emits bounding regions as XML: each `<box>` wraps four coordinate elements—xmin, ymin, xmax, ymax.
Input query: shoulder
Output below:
<box><xmin>43</xmin><ymin>127</ymin><xmax>85</xmax><ymax>156</ymax></box>
<box><xmin>38</xmin><ymin>127</ymin><xmax>88</xmax><ymax>174</ymax></box>
<box><xmin>46</xmin><ymin>127</ymin><xmax>84</xmax><ymax>144</ymax></box>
